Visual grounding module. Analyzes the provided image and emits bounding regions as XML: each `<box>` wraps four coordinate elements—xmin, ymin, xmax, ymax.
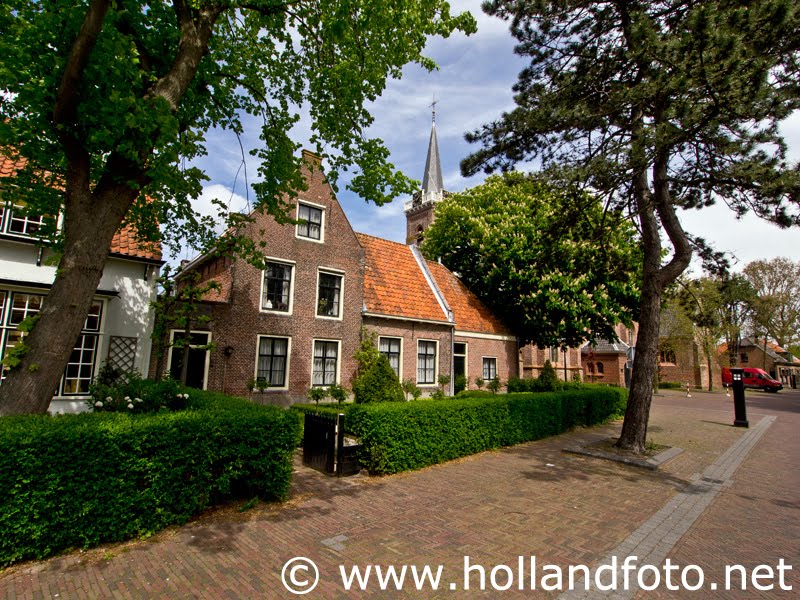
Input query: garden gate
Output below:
<box><xmin>302</xmin><ymin>412</ymin><xmax>360</xmax><ymax>476</ymax></box>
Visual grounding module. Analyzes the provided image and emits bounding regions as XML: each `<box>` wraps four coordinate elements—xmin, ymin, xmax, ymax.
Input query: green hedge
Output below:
<box><xmin>658</xmin><ymin>381</ymin><xmax>684</xmax><ymax>389</ymax></box>
<box><xmin>0</xmin><ymin>389</ymin><xmax>300</xmax><ymax>566</ymax></box>
<box><xmin>347</xmin><ymin>387</ymin><xmax>626</xmax><ymax>475</ymax></box>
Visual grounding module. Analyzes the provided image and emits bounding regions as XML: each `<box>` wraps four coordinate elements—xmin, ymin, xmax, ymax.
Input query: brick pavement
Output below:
<box><xmin>0</xmin><ymin>389</ymin><xmax>796</xmax><ymax>599</ymax></box>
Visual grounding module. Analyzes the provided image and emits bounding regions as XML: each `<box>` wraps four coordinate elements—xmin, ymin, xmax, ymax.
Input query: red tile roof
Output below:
<box><xmin>1</xmin><ymin>150</ymin><xmax>161</xmax><ymax>262</ymax></box>
<box><xmin>356</xmin><ymin>233</ymin><xmax>449</xmax><ymax>323</ymax></box>
<box><xmin>426</xmin><ymin>259</ymin><xmax>511</xmax><ymax>335</ymax></box>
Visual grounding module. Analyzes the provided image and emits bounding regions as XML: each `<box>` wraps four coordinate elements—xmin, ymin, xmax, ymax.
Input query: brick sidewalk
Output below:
<box><xmin>1</xmin><ymin>390</ymin><xmax>796</xmax><ymax>599</ymax></box>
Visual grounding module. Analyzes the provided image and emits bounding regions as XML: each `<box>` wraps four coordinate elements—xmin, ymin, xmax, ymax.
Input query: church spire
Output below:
<box><xmin>421</xmin><ymin>99</ymin><xmax>443</xmax><ymax>194</ymax></box>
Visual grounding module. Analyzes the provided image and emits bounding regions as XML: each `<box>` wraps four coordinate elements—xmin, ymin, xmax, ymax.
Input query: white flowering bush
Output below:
<box><xmin>88</xmin><ymin>374</ymin><xmax>188</xmax><ymax>414</ymax></box>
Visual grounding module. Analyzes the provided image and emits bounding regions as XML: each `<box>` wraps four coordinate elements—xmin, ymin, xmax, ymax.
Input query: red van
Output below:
<box><xmin>721</xmin><ymin>367</ymin><xmax>783</xmax><ymax>392</ymax></box>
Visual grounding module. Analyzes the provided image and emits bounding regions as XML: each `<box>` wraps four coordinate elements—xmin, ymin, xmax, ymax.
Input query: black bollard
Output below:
<box><xmin>730</xmin><ymin>368</ymin><xmax>748</xmax><ymax>428</ymax></box>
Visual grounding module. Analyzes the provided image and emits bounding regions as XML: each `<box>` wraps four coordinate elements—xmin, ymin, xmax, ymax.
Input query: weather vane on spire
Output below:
<box><xmin>430</xmin><ymin>94</ymin><xmax>438</xmax><ymax>124</ymax></box>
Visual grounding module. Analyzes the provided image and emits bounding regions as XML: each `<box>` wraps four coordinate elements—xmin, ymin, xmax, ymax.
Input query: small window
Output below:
<box><xmin>596</xmin><ymin>362</ymin><xmax>604</xmax><ymax>374</ymax></box>
<box><xmin>2</xmin><ymin>203</ymin><xmax>47</xmax><ymax>238</ymax></box>
<box><xmin>317</xmin><ymin>272</ymin><xmax>342</xmax><ymax>318</ymax></box>
<box><xmin>262</xmin><ymin>261</ymin><xmax>293</xmax><ymax>312</ymax></box>
<box><xmin>9</xmin><ymin>292</ymin><xmax>44</xmax><ymax>325</ymax></box>
<box><xmin>379</xmin><ymin>337</ymin><xmax>401</xmax><ymax>377</ymax></box>
<box><xmin>257</xmin><ymin>336</ymin><xmax>289</xmax><ymax>388</ymax></box>
<box><xmin>482</xmin><ymin>357</ymin><xmax>497</xmax><ymax>380</ymax></box>
<box><xmin>740</xmin><ymin>352</ymin><xmax>749</xmax><ymax>364</ymax></box>
<box><xmin>549</xmin><ymin>347</ymin><xmax>559</xmax><ymax>364</ymax></box>
<box><xmin>297</xmin><ymin>203</ymin><xmax>323</xmax><ymax>240</ymax></box>
<box><xmin>312</xmin><ymin>340</ymin><xmax>339</xmax><ymax>386</ymax></box>
<box><xmin>659</xmin><ymin>349</ymin><xmax>676</xmax><ymax>364</ymax></box>
<box><xmin>417</xmin><ymin>340</ymin><xmax>437</xmax><ymax>384</ymax></box>
<box><xmin>61</xmin><ymin>334</ymin><xmax>98</xmax><ymax>395</ymax></box>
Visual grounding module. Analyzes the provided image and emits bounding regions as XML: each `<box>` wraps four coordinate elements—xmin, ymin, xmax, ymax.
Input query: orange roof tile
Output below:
<box><xmin>426</xmin><ymin>259</ymin><xmax>511</xmax><ymax>335</ymax></box>
<box><xmin>356</xmin><ymin>233</ymin><xmax>449</xmax><ymax>323</ymax></box>
<box><xmin>2</xmin><ymin>149</ymin><xmax>161</xmax><ymax>262</ymax></box>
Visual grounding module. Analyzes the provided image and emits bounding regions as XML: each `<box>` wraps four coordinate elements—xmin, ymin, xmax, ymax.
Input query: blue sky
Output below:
<box><xmin>189</xmin><ymin>0</ymin><xmax>800</xmax><ymax>272</ymax></box>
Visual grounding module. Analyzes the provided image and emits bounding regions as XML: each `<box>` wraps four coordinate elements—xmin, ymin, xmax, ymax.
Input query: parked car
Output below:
<box><xmin>721</xmin><ymin>367</ymin><xmax>783</xmax><ymax>392</ymax></box>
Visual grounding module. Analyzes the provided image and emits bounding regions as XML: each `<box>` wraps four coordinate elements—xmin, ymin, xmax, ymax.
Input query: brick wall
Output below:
<box><xmin>177</xmin><ymin>157</ymin><xmax>366</xmax><ymax>406</ymax></box>
<box><xmin>582</xmin><ymin>353</ymin><xmax>628</xmax><ymax>386</ymax></box>
<box><xmin>362</xmin><ymin>316</ymin><xmax>452</xmax><ymax>395</ymax></box>
<box><xmin>405</xmin><ymin>203</ymin><xmax>435</xmax><ymax>245</ymax></box>
<box><xmin>455</xmin><ymin>334</ymin><xmax>519</xmax><ymax>389</ymax></box>
<box><xmin>520</xmin><ymin>344</ymin><xmax>583</xmax><ymax>381</ymax></box>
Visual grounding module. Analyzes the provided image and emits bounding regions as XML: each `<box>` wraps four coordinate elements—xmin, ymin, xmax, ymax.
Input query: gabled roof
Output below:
<box><xmin>425</xmin><ymin>259</ymin><xmax>511</xmax><ymax>336</ymax></box>
<box><xmin>581</xmin><ymin>339</ymin><xmax>630</xmax><ymax>354</ymax></box>
<box><xmin>1</xmin><ymin>151</ymin><xmax>161</xmax><ymax>262</ymax></box>
<box><xmin>357</xmin><ymin>233</ymin><xmax>450</xmax><ymax>323</ymax></box>
<box><xmin>357</xmin><ymin>232</ymin><xmax>512</xmax><ymax>335</ymax></box>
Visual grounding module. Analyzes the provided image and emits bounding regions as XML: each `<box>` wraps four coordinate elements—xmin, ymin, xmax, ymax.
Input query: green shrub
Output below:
<box><xmin>455</xmin><ymin>389</ymin><xmax>495</xmax><ymax>398</ymax></box>
<box><xmin>348</xmin><ymin>386</ymin><xmax>627</xmax><ymax>475</ymax></box>
<box><xmin>89</xmin><ymin>374</ymin><xmax>186</xmax><ymax>414</ymax></box>
<box><xmin>430</xmin><ymin>388</ymin><xmax>446</xmax><ymax>401</ymax></box>
<box><xmin>537</xmin><ymin>360</ymin><xmax>562</xmax><ymax>391</ymax></box>
<box><xmin>307</xmin><ymin>386</ymin><xmax>329</xmax><ymax>405</ymax></box>
<box><xmin>454</xmin><ymin>374</ymin><xmax>467</xmax><ymax>394</ymax></box>
<box><xmin>0</xmin><ymin>389</ymin><xmax>299</xmax><ymax>566</ymax></box>
<box><xmin>487</xmin><ymin>378</ymin><xmax>502</xmax><ymax>394</ymax></box>
<box><xmin>328</xmin><ymin>383</ymin><xmax>348</xmax><ymax>405</ymax></box>
<box><xmin>353</xmin><ymin>354</ymin><xmax>404</xmax><ymax>403</ymax></box>
<box><xmin>658</xmin><ymin>381</ymin><xmax>684</xmax><ymax>389</ymax></box>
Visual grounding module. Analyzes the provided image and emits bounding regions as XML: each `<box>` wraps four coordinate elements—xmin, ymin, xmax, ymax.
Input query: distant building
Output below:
<box><xmin>719</xmin><ymin>337</ymin><xmax>800</xmax><ymax>384</ymax></box>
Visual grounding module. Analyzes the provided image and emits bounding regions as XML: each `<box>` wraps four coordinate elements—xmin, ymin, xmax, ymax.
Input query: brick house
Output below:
<box><xmin>0</xmin><ymin>150</ymin><xmax>163</xmax><ymax>413</ymax></box>
<box><xmin>580</xmin><ymin>323</ymin><xmax>637</xmax><ymax>386</ymax></box>
<box><xmin>173</xmin><ymin>138</ymin><xmax>519</xmax><ymax>404</ymax></box>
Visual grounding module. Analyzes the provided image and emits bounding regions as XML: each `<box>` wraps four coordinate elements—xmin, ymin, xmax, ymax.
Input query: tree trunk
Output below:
<box><xmin>0</xmin><ymin>193</ymin><xmax>125</xmax><ymax>415</ymax></box>
<box><xmin>706</xmin><ymin>348</ymin><xmax>713</xmax><ymax>392</ymax></box>
<box><xmin>617</xmin><ymin>136</ymin><xmax>692</xmax><ymax>452</ymax></box>
<box><xmin>617</xmin><ymin>253</ymin><xmax>662</xmax><ymax>452</ymax></box>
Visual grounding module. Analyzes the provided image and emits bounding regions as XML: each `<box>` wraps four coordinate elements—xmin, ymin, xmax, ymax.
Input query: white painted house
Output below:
<box><xmin>1</xmin><ymin>152</ymin><xmax>163</xmax><ymax>413</ymax></box>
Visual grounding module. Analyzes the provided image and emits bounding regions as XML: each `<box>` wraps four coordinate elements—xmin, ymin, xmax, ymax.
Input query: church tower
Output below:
<box><xmin>405</xmin><ymin>106</ymin><xmax>449</xmax><ymax>245</ymax></box>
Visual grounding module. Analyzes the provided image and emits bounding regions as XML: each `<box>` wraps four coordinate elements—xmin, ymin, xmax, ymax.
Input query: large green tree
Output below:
<box><xmin>0</xmin><ymin>0</ymin><xmax>475</xmax><ymax>415</ymax></box>
<box><xmin>742</xmin><ymin>257</ymin><xmax>800</xmax><ymax>348</ymax></box>
<box><xmin>421</xmin><ymin>172</ymin><xmax>641</xmax><ymax>348</ymax></box>
<box><xmin>462</xmin><ymin>0</ymin><xmax>800</xmax><ymax>452</ymax></box>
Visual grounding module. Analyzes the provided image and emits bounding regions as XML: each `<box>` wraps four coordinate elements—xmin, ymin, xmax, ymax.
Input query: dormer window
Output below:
<box><xmin>296</xmin><ymin>202</ymin><xmax>324</xmax><ymax>242</ymax></box>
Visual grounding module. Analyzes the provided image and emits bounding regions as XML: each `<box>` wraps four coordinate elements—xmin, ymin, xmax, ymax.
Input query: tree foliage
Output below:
<box><xmin>421</xmin><ymin>172</ymin><xmax>641</xmax><ymax>348</ymax></box>
<box><xmin>463</xmin><ymin>0</ymin><xmax>800</xmax><ymax>452</ymax></box>
<box><xmin>0</xmin><ymin>0</ymin><xmax>476</xmax><ymax>414</ymax></box>
<box><xmin>742</xmin><ymin>257</ymin><xmax>800</xmax><ymax>348</ymax></box>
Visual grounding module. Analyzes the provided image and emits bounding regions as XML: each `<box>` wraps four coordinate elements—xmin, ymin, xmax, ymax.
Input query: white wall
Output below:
<box><xmin>0</xmin><ymin>239</ymin><xmax>159</xmax><ymax>412</ymax></box>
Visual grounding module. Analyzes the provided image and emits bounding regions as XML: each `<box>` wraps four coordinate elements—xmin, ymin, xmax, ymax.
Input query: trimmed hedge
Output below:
<box><xmin>347</xmin><ymin>386</ymin><xmax>627</xmax><ymax>475</ymax></box>
<box><xmin>0</xmin><ymin>389</ymin><xmax>300</xmax><ymax>566</ymax></box>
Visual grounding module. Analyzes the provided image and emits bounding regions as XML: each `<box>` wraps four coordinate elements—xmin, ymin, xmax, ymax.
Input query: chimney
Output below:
<box><xmin>302</xmin><ymin>149</ymin><xmax>323</xmax><ymax>169</ymax></box>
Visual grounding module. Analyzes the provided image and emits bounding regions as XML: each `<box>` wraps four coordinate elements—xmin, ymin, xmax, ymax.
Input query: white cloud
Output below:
<box><xmin>191</xmin><ymin>0</ymin><xmax>800</xmax><ymax>264</ymax></box>
<box><xmin>195</xmin><ymin>184</ymin><xmax>250</xmax><ymax>227</ymax></box>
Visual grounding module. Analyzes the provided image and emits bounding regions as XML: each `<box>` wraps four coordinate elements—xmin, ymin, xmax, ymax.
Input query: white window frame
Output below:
<box><xmin>167</xmin><ymin>330</ymin><xmax>212</xmax><ymax>390</ymax></box>
<box><xmin>60</xmin><ymin>299</ymin><xmax>105</xmax><ymax>396</ymax></box>
<box><xmin>295</xmin><ymin>199</ymin><xmax>326</xmax><ymax>244</ymax></box>
<box><xmin>253</xmin><ymin>335</ymin><xmax>291</xmax><ymax>391</ymax></box>
<box><xmin>379</xmin><ymin>336</ymin><xmax>404</xmax><ymax>380</ymax></box>
<box><xmin>260</xmin><ymin>256</ymin><xmax>296</xmax><ymax>316</ymax></box>
<box><xmin>311</xmin><ymin>338</ymin><xmax>341</xmax><ymax>387</ymax></box>
<box><xmin>453</xmin><ymin>341</ymin><xmax>468</xmax><ymax>382</ymax></box>
<box><xmin>315</xmin><ymin>267</ymin><xmax>345</xmax><ymax>321</ymax></box>
<box><xmin>482</xmin><ymin>356</ymin><xmax>498</xmax><ymax>381</ymax></box>
<box><xmin>416</xmin><ymin>339</ymin><xmax>438</xmax><ymax>386</ymax></box>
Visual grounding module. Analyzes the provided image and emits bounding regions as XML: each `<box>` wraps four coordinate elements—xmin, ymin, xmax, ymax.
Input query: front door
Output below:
<box><xmin>168</xmin><ymin>331</ymin><xmax>210</xmax><ymax>389</ymax></box>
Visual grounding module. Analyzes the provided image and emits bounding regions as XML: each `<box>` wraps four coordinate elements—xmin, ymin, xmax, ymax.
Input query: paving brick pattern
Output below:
<box><xmin>1</xmin><ymin>389</ymin><xmax>796</xmax><ymax>599</ymax></box>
